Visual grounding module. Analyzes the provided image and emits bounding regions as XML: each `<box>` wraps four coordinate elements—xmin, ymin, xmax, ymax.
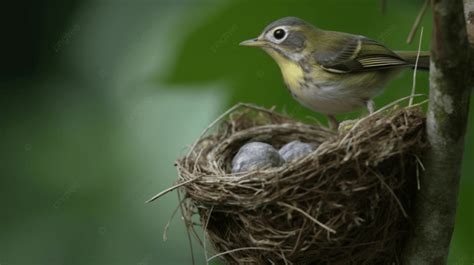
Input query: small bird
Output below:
<box><xmin>240</xmin><ymin>17</ymin><xmax>429</xmax><ymax>129</ymax></box>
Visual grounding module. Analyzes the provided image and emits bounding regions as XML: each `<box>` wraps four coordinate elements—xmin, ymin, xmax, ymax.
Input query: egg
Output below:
<box><xmin>231</xmin><ymin>142</ymin><xmax>285</xmax><ymax>173</ymax></box>
<box><xmin>279</xmin><ymin>140</ymin><xmax>315</xmax><ymax>162</ymax></box>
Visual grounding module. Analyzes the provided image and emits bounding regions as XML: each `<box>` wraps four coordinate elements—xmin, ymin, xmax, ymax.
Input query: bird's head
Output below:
<box><xmin>240</xmin><ymin>17</ymin><xmax>317</xmax><ymax>62</ymax></box>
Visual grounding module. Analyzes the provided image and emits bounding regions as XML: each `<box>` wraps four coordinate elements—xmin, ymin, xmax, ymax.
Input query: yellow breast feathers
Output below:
<box><xmin>264</xmin><ymin>49</ymin><xmax>304</xmax><ymax>92</ymax></box>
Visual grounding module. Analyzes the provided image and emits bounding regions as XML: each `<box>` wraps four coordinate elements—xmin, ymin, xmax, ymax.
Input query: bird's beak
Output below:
<box><xmin>239</xmin><ymin>38</ymin><xmax>266</xmax><ymax>47</ymax></box>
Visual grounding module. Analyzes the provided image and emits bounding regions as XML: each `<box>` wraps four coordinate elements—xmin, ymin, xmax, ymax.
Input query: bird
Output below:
<box><xmin>240</xmin><ymin>16</ymin><xmax>429</xmax><ymax>129</ymax></box>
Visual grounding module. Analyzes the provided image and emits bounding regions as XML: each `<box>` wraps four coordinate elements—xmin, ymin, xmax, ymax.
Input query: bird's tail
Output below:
<box><xmin>396</xmin><ymin>51</ymin><xmax>430</xmax><ymax>70</ymax></box>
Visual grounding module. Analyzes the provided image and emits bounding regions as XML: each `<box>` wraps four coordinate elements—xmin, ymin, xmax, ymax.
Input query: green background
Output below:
<box><xmin>1</xmin><ymin>0</ymin><xmax>472</xmax><ymax>264</ymax></box>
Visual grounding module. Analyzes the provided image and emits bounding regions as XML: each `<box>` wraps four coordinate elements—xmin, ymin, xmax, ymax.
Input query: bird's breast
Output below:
<box><xmin>265</xmin><ymin>48</ymin><xmax>383</xmax><ymax>114</ymax></box>
<box><xmin>274</xmin><ymin>58</ymin><xmax>354</xmax><ymax>114</ymax></box>
<box><xmin>263</xmin><ymin>48</ymin><xmax>305</xmax><ymax>93</ymax></box>
<box><xmin>278</xmin><ymin>59</ymin><xmax>305</xmax><ymax>93</ymax></box>
<box><xmin>285</xmin><ymin>68</ymin><xmax>370</xmax><ymax>114</ymax></box>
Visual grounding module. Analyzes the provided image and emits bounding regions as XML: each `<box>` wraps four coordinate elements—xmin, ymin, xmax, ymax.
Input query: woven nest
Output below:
<box><xmin>168</xmin><ymin>103</ymin><xmax>426</xmax><ymax>265</ymax></box>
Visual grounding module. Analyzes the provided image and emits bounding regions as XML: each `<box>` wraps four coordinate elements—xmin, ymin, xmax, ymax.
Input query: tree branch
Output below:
<box><xmin>406</xmin><ymin>0</ymin><xmax>430</xmax><ymax>44</ymax></box>
<box><xmin>402</xmin><ymin>0</ymin><xmax>473</xmax><ymax>264</ymax></box>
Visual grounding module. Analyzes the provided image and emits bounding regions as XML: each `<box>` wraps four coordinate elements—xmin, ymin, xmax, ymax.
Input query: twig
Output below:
<box><xmin>409</xmin><ymin>27</ymin><xmax>425</xmax><ymax>106</ymax></box>
<box><xmin>278</xmin><ymin>202</ymin><xmax>336</xmax><ymax>234</ymax></box>
<box><xmin>178</xmin><ymin>190</ymin><xmax>196</xmax><ymax>265</ymax></box>
<box><xmin>408</xmin><ymin>99</ymin><xmax>429</xmax><ymax>108</ymax></box>
<box><xmin>146</xmin><ymin>175</ymin><xmax>202</xmax><ymax>203</ymax></box>
<box><xmin>207</xmin><ymin>247</ymin><xmax>275</xmax><ymax>262</ymax></box>
<box><xmin>163</xmin><ymin>197</ymin><xmax>186</xmax><ymax>241</ymax></box>
<box><xmin>338</xmin><ymin>94</ymin><xmax>426</xmax><ymax>146</ymax></box>
<box><xmin>185</xmin><ymin>103</ymin><xmax>245</xmax><ymax>164</ymax></box>
<box><xmin>414</xmin><ymin>155</ymin><xmax>425</xmax><ymax>190</ymax></box>
<box><xmin>203</xmin><ymin>206</ymin><xmax>214</xmax><ymax>265</ymax></box>
<box><xmin>406</xmin><ymin>0</ymin><xmax>429</xmax><ymax>44</ymax></box>
<box><xmin>279</xmin><ymin>249</ymin><xmax>289</xmax><ymax>265</ymax></box>
<box><xmin>185</xmin><ymin>103</ymin><xmax>289</xmax><ymax>164</ymax></box>
<box><xmin>371</xmin><ymin>169</ymin><xmax>409</xmax><ymax>218</ymax></box>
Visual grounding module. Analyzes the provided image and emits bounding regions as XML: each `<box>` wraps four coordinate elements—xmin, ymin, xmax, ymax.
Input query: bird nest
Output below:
<box><xmin>155</xmin><ymin>103</ymin><xmax>426</xmax><ymax>265</ymax></box>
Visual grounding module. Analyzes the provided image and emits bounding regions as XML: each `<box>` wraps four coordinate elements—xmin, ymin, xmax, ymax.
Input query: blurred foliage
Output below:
<box><xmin>0</xmin><ymin>0</ymin><xmax>472</xmax><ymax>264</ymax></box>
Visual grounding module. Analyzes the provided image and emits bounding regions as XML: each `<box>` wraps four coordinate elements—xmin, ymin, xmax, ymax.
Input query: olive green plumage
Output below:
<box><xmin>240</xmin><ymin>16</ymin><xmax>429</xmax><ymax>128</ymax></box>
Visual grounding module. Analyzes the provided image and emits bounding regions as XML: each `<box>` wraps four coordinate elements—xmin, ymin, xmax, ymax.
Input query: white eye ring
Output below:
<box><xmin>267</xmin><ymin>27</ymin><xmax>288</xmax><ymax>44</ymax></box>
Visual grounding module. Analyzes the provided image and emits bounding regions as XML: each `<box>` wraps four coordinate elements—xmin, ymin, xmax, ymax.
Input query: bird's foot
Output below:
<box><xmin>327</xmin><ymin>115</ymin><xmax>339</xmax><ymax>130</ymax></box>
<box><xmin>366</xmin><ymin>99</ymin><xmax>375</xmax><ymax>114</ymax></box>
<box><xmin>338</xmin><ymin>119</ymin><xmax>358</xmax><ymax>132</ymax></box>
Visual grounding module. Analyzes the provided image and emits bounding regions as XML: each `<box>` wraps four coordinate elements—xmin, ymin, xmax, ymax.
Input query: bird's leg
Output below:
<box><xmin>327</xmin><ymin>115</ymin><xmax>339</xmax><ymax>130</ymax></box>
<box><xmin>366</xmin><ymin>99</ymin><xmax>375</xmax><ymax>114</ymax></box>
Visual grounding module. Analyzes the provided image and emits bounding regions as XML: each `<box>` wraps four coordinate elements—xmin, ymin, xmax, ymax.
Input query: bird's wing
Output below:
<box><xmin>313</xmin><ymin>35</ymin><xmax>408</xmax><ymax>74</ymax></box>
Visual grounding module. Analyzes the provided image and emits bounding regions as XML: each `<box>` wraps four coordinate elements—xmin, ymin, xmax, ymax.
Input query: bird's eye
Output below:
<box><xmin>273</xmin><ymin>29</ymin><xmax>286</xmax><ymax>40</ymax></box>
